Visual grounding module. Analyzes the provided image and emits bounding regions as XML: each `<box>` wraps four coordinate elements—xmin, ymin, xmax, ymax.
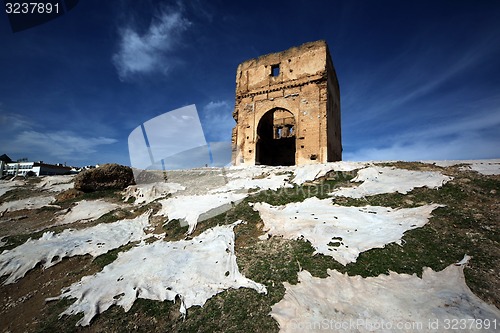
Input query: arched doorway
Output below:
<box><xmin>256</xmin><ymin>108</ymin><xmax>296</xmax><ymax>166</ymax></box>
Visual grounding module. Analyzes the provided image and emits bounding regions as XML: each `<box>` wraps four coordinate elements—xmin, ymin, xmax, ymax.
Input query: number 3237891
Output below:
<box><xmin>5</xmin><ymin>2</ymin><xmax>60</xmax><ymax>14</ymax></box>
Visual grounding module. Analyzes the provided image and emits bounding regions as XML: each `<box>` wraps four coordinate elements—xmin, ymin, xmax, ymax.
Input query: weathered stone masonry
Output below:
<box><xmin>231</xmin><ymin>40</ymin><xmax>341</xmax><ymax>166</ymax></box>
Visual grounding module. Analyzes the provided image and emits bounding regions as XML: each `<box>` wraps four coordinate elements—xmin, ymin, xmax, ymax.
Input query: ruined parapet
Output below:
<box><xmin>231</xmin><ymin>40</ymin><xmax>341</xmax><ymax>166</ymax></box>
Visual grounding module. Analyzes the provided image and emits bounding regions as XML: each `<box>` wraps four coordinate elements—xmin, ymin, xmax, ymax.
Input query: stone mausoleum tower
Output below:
<box><xmin>231</xmin><ymin>40</ymin><xmax>341</xmax><ymax>166</ymax></box>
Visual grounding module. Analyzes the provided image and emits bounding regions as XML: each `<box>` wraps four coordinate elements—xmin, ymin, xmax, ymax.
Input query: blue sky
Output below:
<box><xmin>1</xmin><ymin>0</ymin><xmax>499</xmax><ymax>167</ymax></box>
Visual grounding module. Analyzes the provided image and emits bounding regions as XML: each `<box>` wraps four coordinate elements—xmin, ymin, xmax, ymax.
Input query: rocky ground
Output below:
<box><xmin>0</xmin><ymin>160</ymin><xmax>499</xmax><ymax>332</ymax></box>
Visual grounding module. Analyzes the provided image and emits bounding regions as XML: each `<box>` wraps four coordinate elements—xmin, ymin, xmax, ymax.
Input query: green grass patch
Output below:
<box><xmin>0</xmin><ymin>187</ymin><xmax>35</xmax><ymax>202</ymax></box>
<box><xmin>35</xmin><ymin>297</ymin><xmax>83</xmax><ymax>333</ymax></box>
<box><xmin>93</xmin><ymin>247</ymin><xmax>122</xmax><ymax>269</ymax></box>
<box><xmin>0</xmin><ymin>230</ymin><xmax>47</xmax><ymax>251</ymax></box>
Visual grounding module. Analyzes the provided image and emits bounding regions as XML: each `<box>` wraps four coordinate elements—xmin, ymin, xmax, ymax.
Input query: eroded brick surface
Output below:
<box><xmin>231</xmin><ymin>40</ymin><xmax>342</xmax><ymax>166</ymax></box>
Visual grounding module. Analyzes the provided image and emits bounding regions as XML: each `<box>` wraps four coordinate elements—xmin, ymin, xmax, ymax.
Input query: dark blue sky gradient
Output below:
<box><xmin>1</xmin><ymin>0</ymin><xmax>499</xmax><ymax>166</ymax></box>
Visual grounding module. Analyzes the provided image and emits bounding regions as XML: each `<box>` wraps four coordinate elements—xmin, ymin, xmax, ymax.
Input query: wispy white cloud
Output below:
<box><xmin>112</xmin><ymin>7</ymin><xmax>191</xmax><ymax>80</ymax></box>
<box><xmin>204</xmin><ymin>101</ymin><xmax>230</xmax><ymax>112</ymax></box>
<box><xmin>9</xmin><ymin>130</ymin><xmax>117</xmax><ymax>162</ymax></box>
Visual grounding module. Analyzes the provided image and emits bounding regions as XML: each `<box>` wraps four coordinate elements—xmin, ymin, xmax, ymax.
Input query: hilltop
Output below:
<box><xmin>0</xmin><ymin>160</ymin><xmax>499</xmax><ymax>332</ymax></box>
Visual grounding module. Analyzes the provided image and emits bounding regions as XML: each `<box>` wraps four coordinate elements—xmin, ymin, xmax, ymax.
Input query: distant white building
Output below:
<box><xmin>68</xmin><ymin>164</ymin><xmax>100</xmax><ymax>174</ymax></box>
<box><xmin>3</xmin><ymin>161</ymin><xmax>72</xmax><ymax>177</ymax></box>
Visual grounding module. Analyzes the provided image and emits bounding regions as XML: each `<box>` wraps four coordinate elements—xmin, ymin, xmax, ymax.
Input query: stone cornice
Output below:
<box><xmin>236</xmin><ymin>74</ymin><xmax>326</xmax><ymax>100</ymax></box>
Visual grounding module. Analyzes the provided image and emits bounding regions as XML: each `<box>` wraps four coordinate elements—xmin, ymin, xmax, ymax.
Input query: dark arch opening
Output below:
<box><xmin>256</xmin><ymin>108</ymin><xmax>296</xmax><ymax>166</ymax></box>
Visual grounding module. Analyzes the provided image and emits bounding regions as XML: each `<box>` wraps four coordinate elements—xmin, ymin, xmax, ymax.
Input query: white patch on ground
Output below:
<box><xmin>0</xmin><ymin>195</ymin><xmax>56</xmax><ymax>212</ymax></box>
<box><xmin>0</xmin><ymin>180</ymin><xmax>24</xmax><ymax>197</ymax></box>
<box><xmin>271</xmin><ymin>265</ymin><xmax>500</xmax><ymax>333</ymax></box>
<box><xmin>123</xmin><ymin>182</ymin><xmax>185</xmax><ymax>205</ymax></box>
<box><xmin>0</xmin><ymin>211</ymin><xmax>151</xmax><ymax>284</ymax></box>
<box><xmin>156</xmin><ymin>193</ymin><xmax>247</xmax><ymax>234</ymax></box>
<box><xmin>463</xmin><ymin>161</ymin><xmax>500</xmax><ymax>175</ymax></box>
<box><xmin>35</xmin><ymin>175</ymin><xmax>75</xmax><ymax>192</ymax></box>
<box><xmin>422</xmin><ymin>159</ymin><xmax>500</xmax><ymax>175</ymax></box>
<box><xmin>210</xmin><ymin>173</ymin><xmax>292</xmax><ymax>193</ymax></box>
<box><xmin>226</xmin><ymin>165</ymin><xmax>289</xmax><ymax>178</ymax></box>
<box><xmin>54</xmin><ymin>200</ymin><xmax>120</xmax><ymax>225</ymax></box>
<box><xmin>331</xmin><ymin>166</ymin><xmax>452</xmax><ymax>198</ymax></box>
<box><xmin>254</xmin><ymin>197</ymin><xmax>442</xmax><ymax>265</ymax></box>
<box><xmin>292</xmin><ymin>162</ymin><xmax>366</xmax><ymax>185</ymax></box>
<box><xmin>47</xmin><ymin>221</ymin><xmax>267</xmax><ymax>326</ymax></box>
<box><xmin>421</xmin><ymin>160</ymin><xmax>468</xmax><ymax>167</ymax></box>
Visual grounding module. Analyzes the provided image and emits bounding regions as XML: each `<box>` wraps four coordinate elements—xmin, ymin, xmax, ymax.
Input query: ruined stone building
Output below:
<box><xmin>231</xmin><ymin>40</ymin><xmax>341</xmax><ymax>166</ymax></box>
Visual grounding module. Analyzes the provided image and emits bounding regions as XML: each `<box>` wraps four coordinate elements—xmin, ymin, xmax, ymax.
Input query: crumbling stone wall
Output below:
<box><xmin>231</xmin><ymin>40</ymin><xmax>341</xmax><ymax>166</ymax></box>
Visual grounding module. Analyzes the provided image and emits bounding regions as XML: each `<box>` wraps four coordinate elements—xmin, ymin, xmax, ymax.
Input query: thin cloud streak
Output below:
<box><xmin>346</xmin><ymin>108</ymin><xmax>500</xmax><ymax>161</ymax></box>
<box><xmin>0</xmin><ymin>113</ymin><xmax>34</xmax><ymax>131</ymax></box>
<box><xmin>342</xmin><ymin>30</ymin><xmax>500</xmax><ymax>128</ymax></box>
<box><xmin>341</xmin><ymin>26</ymin><xmax>500</xmax><ymax>162</ymax></box>
<box><xmin>9</xmin><ymin>130</ymin><xmax>117</xmax><ymax>162</ymax></box>
<box><xmin>345</xmin><ymin>134</ymin><xmax>498</xmax><ymax>162</ymax></box>
<box><xmin>403</xmin><ymin>111</ymin><xmax>500</xmax><ymax>142</ymax></box>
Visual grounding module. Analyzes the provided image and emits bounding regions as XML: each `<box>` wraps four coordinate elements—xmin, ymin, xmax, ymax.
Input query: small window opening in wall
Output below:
<box><xmin>277</xmin><ymin>127</ymin><xmax>283</xmax><ymax>138</ymax></box>
<box><xmin>310</xmin><ymin>154</ymin><xmax>317</xmax><ymax>160</ymax></box>
<box><xmin>271</xmin><ymin>64</ymin><xmax>280</xmax><ymax>77</ymax></box>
